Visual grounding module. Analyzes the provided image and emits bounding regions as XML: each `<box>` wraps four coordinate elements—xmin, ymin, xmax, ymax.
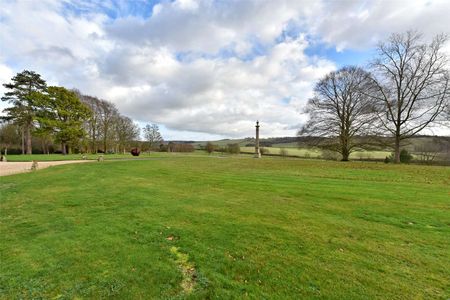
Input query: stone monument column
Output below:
<box><xmin>255</xmin><ymin>120</ymin><xmax>261</xmax><ymax>158</ymax></box>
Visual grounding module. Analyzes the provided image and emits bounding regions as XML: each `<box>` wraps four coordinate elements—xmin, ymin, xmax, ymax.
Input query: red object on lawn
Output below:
<box><xmin>131</xmin><ymin>148</ymin><xmax>140</xmax><ymax>156</ymax></box>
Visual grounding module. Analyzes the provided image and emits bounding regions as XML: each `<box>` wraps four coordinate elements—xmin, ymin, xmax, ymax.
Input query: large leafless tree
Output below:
<box><xmin>115</xmin><ymin>115</ymin><xmax>140</xmax><ymax>153</ymax></box>
<box><xmin>299</xmin><ymin>66</ymin><xmax>377</xmax><ymax>161</ymax></box>
<box><xmin>143</xmin><ymin>123</ymin><xmax>163</xmax><ymax>151</ymax></box>
<box><xmin>79</xmin><ymin>93</ymin><xmax>102</xmax><ymax>153</ymax></box>
<box><xmin>370</xmin><ymin>31</ymin><xmax>449</xmax><ymax>163</ymax></box>
<box><xmin>78</xmin><ymin>92</ymin><xmax>138</xmax><ymax>154</ymax></box>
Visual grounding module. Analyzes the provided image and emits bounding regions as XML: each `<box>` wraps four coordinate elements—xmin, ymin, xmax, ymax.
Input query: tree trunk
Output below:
<box><xmin>341</xmin><ymin>150</ymin><xmax>350</xmax><ymax>161</ymax></box>
<box><xmin>26</xmin><ymin>124</ymin><xmax>32</xmax><ymax>154</ymax></box>
<box><xmin>340</xmin><ymin>134</ymin><xmax>350</xmax><ymax>161</ymax></box>
<box><xmin>62</xmin><ymin>142</ymin><xmax>67</xmax><ymax>155</ymax></box>
<box><xmin>394</xmin><ymin>135</ymin><xmax>401</xmax><ymax>163</ymax></box>
<box><xmin>92</xmin><ymin>128</ymin><xmax>96</xmax><ymax>154</ymax></box>
<box><xmin>21</xmin><ymin>128</ymin><xmax>25</xmax><ymax>155</ymax></box>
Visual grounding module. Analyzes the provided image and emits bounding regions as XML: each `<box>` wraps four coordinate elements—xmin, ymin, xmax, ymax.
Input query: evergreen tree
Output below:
<box><xmin>37</xmin><ymin>86</ymin><xmax>91</xmax><ymax>155</ymax></box>
<box><xmin>1</xmin><ymin>70</ymin><xmax>47</xmax><ymax>154</ymax></box>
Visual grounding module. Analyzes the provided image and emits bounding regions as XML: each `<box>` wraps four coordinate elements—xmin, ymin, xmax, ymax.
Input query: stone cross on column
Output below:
<box><xmin>255</xmin><ymin>120</ymin><xmax>261</xmax><ymax>158</ymax></box>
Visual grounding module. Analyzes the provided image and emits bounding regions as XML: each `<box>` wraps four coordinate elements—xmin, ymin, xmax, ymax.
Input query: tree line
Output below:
<box><xmin>0</xmin><ymin>71</ymin><xmax>143</xmax><ymax>155</ymax></box>
<box><xmin>299</xmin><ymin>31</ymin><xmax>449</xmax><ymax>163</ymax></box>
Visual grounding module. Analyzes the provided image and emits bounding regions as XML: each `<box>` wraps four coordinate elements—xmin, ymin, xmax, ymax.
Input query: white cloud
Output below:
<box><xmin>0</xmin><ymin>64</ymin><xmax>15</xmax><ymax>111</ymax></box>
<box><xmin>95</xmin><ymin>36</ymin><xmax>334</xmax><ymax>138</ymax></box>
<box><xmin>308</xmin><ymin>0</ymin><xmax>450</xmax><ymax>51</ymax></box>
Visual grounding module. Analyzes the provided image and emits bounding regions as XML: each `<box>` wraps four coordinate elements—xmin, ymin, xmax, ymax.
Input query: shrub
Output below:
<box><xmin>279</xmin><ymin>148</ymin><xmax>288</xmax><ymax>157</ymax></box>
<box><xmin>226</xmin><ymin>143</ymin><xmax>240</xmax><ymax>154</ymax></box>
<box><xmin>400</xmin><ymin>149</ymin><xmax>413</xmax><ymax>163</ymax></box>
<box><xmin>386</xmin><ymin>149</ymin><xmax>413</xmax><ymax>163</ymax></box>
<box><xmin>1</xmin><ymin>148</ymin><xmax>22</xmax><ymax>155</ymax></box>
<box><xmin>320</xmin><ymin>150</ymin><xmax>340</xmax><ymax>161</ymax></box>
<box><xmin>260</xmin><ymin>147</ymin><xmax>269</xmax><ymax>155</ymax></box>
<box><xmin>168</xmin><ymin>143</ymin><xmax>195</xmax><ymax>152</ymax></box>
<box><xmin>205</xmin><ymin>142</ymin><xmax>216</xmax><ymax>154</ymax></box>
<box><xmin>218</xmin><ymin>146</ymin><xmax>226</xmax><ymax>154</ymax></box>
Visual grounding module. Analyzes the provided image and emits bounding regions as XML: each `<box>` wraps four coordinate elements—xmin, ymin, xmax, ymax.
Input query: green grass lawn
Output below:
<box><xmin>3</xmin><ymin>151</ymin><xmax>222</xmax><ymax>162</ymax></box>
<box><xmin>1</xmin><ymin>156</ymin><xmax>449</xmax><ymax>299</ymax></box>
<box><xmin>3</xmin><ymin>153</ymin><xmax>165</xmax><ymax>162</ymax></box>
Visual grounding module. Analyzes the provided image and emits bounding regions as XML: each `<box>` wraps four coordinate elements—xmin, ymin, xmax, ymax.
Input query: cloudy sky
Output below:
<box><xmin>1</xmin><ymin>0</ymin><xmax>449</xmax><ymax>140</ymax></box>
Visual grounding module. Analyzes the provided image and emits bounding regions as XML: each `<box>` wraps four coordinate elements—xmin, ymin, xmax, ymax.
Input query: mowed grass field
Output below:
<box><xmin>0</xmin><ymin>155</ymin><xmax>449</xmax><ymax>299</ymax></box>
<box><xmin>3</xmin><ymin>153</ymin><xmax>170</xmax><ymax>162</ymax></box>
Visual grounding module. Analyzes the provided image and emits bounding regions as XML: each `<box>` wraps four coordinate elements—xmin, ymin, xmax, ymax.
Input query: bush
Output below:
<box><xmin>31</xmin><ymin>148</ymin><xmax>44</xmax><ymax>154</ymax></box>
<box><xmin>205</xmin><ymin>142</ymin><xmax>216</xmax><ymax>154</ymax></box>
<box><xmin>260</xmin><ymin>147</ymin><xmax>269</xmax><ymax>155</ymax></box>
<box><xmin>279</xmin><ymin>148</ymin><xmax>288</xmax><ymax>157</ymax></box>
<box><xmin>226</xmin><ymin>143</ymin><xmax>240</xmax><ymax>154</ymax></box>
<box><xmin>400</xmin><ymin>149</ymin><xmax>413</xmax><ymax>163</ymax></box>
<box><xmin>320</xmin><ymin>150</ymin><xmax>340</xmax><ymax>161</ymax></box>
<box><xmin>168</xmin><ymin>143</ymin><xmax>195</xmax><ymax>152</ymax></box>
<box><xmin>385</xmin><ymin>149</ymin><xmax>413</xmax><ymax>163</ymax></box>
<box><xmin>1</xmin><ymin>148</ymin><xmax>22</xmax><ymax>155</ymax></box>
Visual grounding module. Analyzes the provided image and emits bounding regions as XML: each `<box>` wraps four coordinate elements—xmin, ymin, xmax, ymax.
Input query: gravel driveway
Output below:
<box><xmin>0</xmin><ymin>160</ymin><xmax>92</xmax><ymax>176</ymax></box>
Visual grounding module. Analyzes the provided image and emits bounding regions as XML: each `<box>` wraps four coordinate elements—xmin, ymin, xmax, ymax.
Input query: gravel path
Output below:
<box><xmin>0</xmin><ymin>160</ymin><xmax>92</xmax><ymax>176</ymax></box>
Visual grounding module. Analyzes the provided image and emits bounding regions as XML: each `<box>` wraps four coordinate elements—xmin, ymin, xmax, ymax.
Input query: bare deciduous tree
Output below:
<box><xmin>143</xmin><ymin>123</ymin><xmax>163</xmax><ymax>151</ymax></box>
<box><xmin>299</xmin><ymin>66</ymin><xmax>377</xmax><ymax>161</ymax></box>
<box><xmin>205</xmin><ymin>142</ymin><xmax>216</xmax><ymax>154</ymax></box>
<box><xmin>115</xmin><ymin>115</ymin><xmax>140</xmax><ymax>154</ymax></box>
<box><xmin>370</xmin><ymin>31</ymin><xmax>449</xmax><ymax>163</ymax></box>
<box><xmin>78</xmin><ymin>93</ymin><xmax>103</xmax><ymax>153</ymax></box>
<box><xmin>78</xmin><ymin>92</ymin><xmax>139</xmax><ymax>154</ymax></box>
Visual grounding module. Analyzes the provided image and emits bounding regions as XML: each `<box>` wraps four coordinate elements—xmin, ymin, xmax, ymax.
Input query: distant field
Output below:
<box><xmin>194</xmin><ymin>136</ymin><xmax>449</xmax><ymax>162</ymax></box>
<box><xmin>240</xmin><ymin>147</ymin><xmax>392</xmax><ymax>160</ymax></box>
<box><xmin>1</xmin><ymin>155</ymin><xmax>449</xmax><ymax>298</ymax></box>
<box><xmin>271</xmin><ymin>142</ymin><xmax>299</xmax><ymax>148</ymax></box>
<box><xmin>241</xmin><ymin>146</ymin><xmax>321</xmax><ymax>157</ymax></box>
